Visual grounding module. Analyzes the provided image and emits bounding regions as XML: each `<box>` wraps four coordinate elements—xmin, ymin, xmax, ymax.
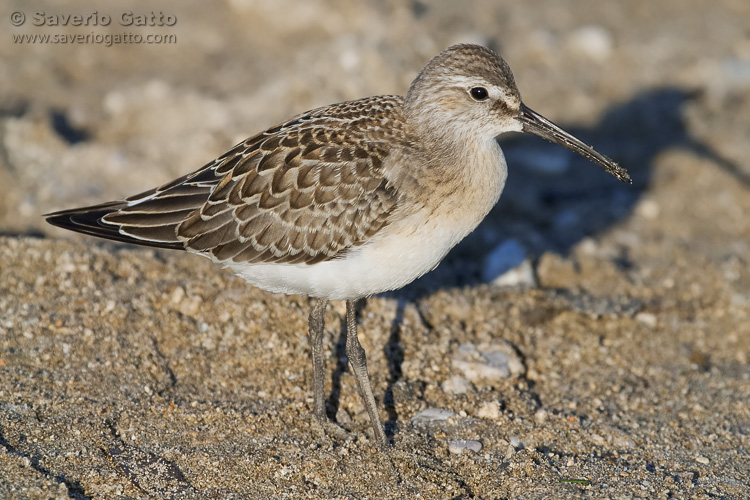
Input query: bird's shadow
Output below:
<box><xmin>371</xmin><ymin>87</ymin><xmax>746</xmax><ymax>423</ymax></box>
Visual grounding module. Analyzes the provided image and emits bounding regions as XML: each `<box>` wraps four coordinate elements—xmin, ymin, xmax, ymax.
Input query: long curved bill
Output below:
<box><xmin>519</xmin><ymin>103</ymin><xmax>631</xmax><ymax>184</ymax></box>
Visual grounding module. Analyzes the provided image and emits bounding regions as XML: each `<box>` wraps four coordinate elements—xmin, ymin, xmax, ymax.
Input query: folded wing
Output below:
<box><xmin>45</xmin><ymin>96</ymin><xmax>405</xmax><ymax>265</ymax></box>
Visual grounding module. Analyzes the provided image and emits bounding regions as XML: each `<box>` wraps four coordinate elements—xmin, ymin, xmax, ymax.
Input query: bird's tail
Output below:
<box><xmin>44</xmin><ymin>168</ymin><xmax>218</xmax><ymax>250</ymax></box>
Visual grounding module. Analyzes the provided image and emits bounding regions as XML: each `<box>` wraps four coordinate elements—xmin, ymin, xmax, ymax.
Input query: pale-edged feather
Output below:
<box><xmin>45</xmin><ymin>95</ymin><xmax>408</xmax><ymax>262</ymax></box>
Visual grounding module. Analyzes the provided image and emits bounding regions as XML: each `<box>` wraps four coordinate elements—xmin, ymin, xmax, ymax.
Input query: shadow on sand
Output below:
<box><xmin>370</xmin><ymin>87</ymin><xmax>745</xmax><ymax>434</ymax></box>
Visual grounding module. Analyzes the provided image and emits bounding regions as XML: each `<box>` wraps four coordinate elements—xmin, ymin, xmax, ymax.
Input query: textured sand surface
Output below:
<box><xmin>2</xmin><ymin>1</ymin><xmax>749</xmax><ymax>498</ymax></box>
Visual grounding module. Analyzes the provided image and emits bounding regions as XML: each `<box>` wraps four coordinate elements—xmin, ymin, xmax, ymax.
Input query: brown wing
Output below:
<box><xmin>47</xmin><ymin>96</ymin><xmax>406</xmax><ymax>265</ymax></box>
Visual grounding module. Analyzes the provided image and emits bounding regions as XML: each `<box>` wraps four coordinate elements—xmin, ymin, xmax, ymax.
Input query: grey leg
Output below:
<box><xmin>345</xmin><ymin>300</ymin><xmax>388</xmax><ymax>447</ymax></box>
<box><xmin>308</xmin><ymin>298</ymin><xmax>328</xmax><ymax>421</ymax></box>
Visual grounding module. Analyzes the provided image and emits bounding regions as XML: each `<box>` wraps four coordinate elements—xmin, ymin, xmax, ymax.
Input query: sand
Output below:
<box><xmin>1</xmin><ymin>1</ymin><xmax>749</xmax><ymax>498</ymax></box>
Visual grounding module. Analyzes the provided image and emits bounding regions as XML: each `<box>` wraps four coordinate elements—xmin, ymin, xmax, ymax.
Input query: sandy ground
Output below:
<box><xmin>1</xmin><ymin>0</ymin><xmax>749</xmax><ymax>498</ymax></box>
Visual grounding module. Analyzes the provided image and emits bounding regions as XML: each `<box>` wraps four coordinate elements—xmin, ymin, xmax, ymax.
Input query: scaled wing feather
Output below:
<box><xmin>45</xmin><ymin>96</ymin><xmax>406</xmax><ymax>265</ymax></box>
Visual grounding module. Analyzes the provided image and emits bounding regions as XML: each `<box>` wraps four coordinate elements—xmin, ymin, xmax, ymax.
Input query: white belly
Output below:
<box><xmin>225</xmin><ymin>210</ymin><xmax>467</xmax><ymax>300</ymax></box>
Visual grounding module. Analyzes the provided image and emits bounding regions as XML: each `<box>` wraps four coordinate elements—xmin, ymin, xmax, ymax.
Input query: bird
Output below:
<box><xmin>45</xmin><ymin>44</ymin><xmax>630</xmax><ymax>448</ymax></box>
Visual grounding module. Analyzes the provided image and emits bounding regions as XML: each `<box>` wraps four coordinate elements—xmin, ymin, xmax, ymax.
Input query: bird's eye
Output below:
<box><xmin>470</xmin><ymin>87</ymin><xmax>489</xmax><ymax>101</ymax></box>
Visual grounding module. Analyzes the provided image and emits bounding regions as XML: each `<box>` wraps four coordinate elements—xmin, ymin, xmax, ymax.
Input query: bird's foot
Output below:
<box><xmin>309</xmin><ymin>414</ymin><xmax>351</xmax><ymax>446</ymax></box>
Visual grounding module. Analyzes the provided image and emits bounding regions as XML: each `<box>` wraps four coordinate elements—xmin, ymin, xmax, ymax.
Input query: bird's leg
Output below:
<box><xmin>345</xmin><ymin>299</ymin><xmax>388</xmax><ymax>448</ymax></box>
<box><xmin>308</xmin><ymin>298</ymin><xmax>328</xmax><ymax>422</ymax></box>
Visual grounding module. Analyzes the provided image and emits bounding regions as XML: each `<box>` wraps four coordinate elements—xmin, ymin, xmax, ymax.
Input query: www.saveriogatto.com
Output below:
<box><xmin>9</xmin><ymin>10</ymin><xmax>177</xmax><ymax>46</ymax></box>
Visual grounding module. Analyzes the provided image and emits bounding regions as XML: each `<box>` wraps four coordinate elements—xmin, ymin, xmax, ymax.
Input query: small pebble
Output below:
<box><xmin>615</xmin><ymin>435</ymin><xmax>636</xmax><ymax>448</ymax></box>
<box><xmin>493</xmin><ymin>259</ymin><xmax>536</xmax><ymax>288</ymax></box>
<box><xmin>695</xmin><ymin>456</ymin><xmax>710</xmax><ymax>465</ymax></box>
<box><xmin>411</xmin><ymin>408</ymin><xmax>456</xmax><ymax>426</ymax></box>
<box><xmin>534</xmin><ymin>409</ymin><xmax>548</xmax><ymax>424</ymax></box>
<box><xmin>590</xmin><ymin>433</ymin><xmax>606</xmax><ymax>445</ymax></box>
<box><xmin>577</xmin><ymin>238</ymin><xmax>600</xmax><ymax>256</ymax></box>
<box><xmin>448</xmin><ymin>439</ymin><xmax>482</xmax><ymax>455</ymax></box>
<box><xmin>636</xmin><ymin>199</ymin><xmax>661</xmax><ymax>220</ymax></box>
<box><xmin>180</xmin><ymin>295</ymin><xmax>203</xmax><ymax>317</ymax></box>
<box><xmin>636</xmin><ymin>312</ymin><xmax>657</xmax><ymax>328</ymax></box>
<box><xmin>452</xmin><ymin>342</ymin><xmax>525</xmax><ymax>385</ymax></box>
<box><xmin>442</xmin><ymin>375</ymin><xmax>472</xmax><ymax>395</ymax></box>
<box><xmin>476</xmin><ymin>401</ymin><xmax>501</xmax><ymax>420</ymax></box>
<box><xmin>170</xmin><ymin>286</ymin><xmax>186</xmax><ymax>304</ymax></box>
<box><xmin>482</xmin><ymin>239</ymin><xmax>536</xmax><ymax>287</ymax></box>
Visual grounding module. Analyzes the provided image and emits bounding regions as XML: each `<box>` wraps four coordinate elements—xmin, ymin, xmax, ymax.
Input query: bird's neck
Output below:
<box><xmin>392</xmin><ymin>123</ymin><xmax>508</xmax><ymax>223</ymax></box>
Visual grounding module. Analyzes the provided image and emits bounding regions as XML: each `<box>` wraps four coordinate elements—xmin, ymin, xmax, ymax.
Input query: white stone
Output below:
<box><xmin>442</xmin><ymin>375</ymin><xmax>473</xmax><ymax>395</ymax></box>
<box><xmin>482</xmin><ymin>239</ymin><xmax>536</xmax><ymax>287</ymax></box>
<box><xmin>476</xmin><ymin>401</ymin><xmax>501</xmax><ymax>420</ymax></box>
<box><xmin>635</xmin><ymin>312</ymin><xmax>657</xmax><ymax>328</ymax></box>
<box><xmin>534</xmin><ymin>409</ymin><xmax>548</xmax><ymax>424</ymax></box>
<box><xmin>448</xmin><ymin>439</ymin><xmax>482</xmax><ymax>455</ymax></box>
<box><xmin>495</xmin><ymin>259</ymin><xmax>536</xmax><ymax>288</ymax></box>
<box><xmin>411</xmin><ymin>408</ymin><xmax>456</xmax><ymax>426</ymax></box>
<box><xmin>452</xmin><ymin>342</ymin><xmax>525</xmax><ymax>386</ymax></box>
<box><xmin>636</xmin><ymin>199</ymin><xmax>661</xmax><ymax>220</ymax></box>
